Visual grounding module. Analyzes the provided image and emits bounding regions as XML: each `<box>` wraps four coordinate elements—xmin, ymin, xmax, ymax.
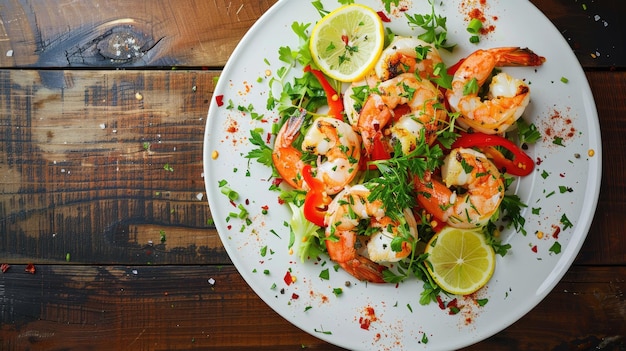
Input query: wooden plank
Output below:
<box><xmin>0</xmin><ymin>0</ymin><xmax>276</xmax><ymax>68</ymax></box>
<box><xmin>576</xmin><ymin>71</ymin><xmax>626</xmax><ymax>265</ymax></box>
<box><xmin>0</xmin><ymin>0</ymin><xmax>623</xmax><ymax>69</ymax></box>
<box><xmin>0</xmin><ymin>69</ymin><xmax>227</xmax><ymax>264</ymax></box>
<box><xmin>0</xmin><ymin>264</ymin><xmax>624</xmax><ymax>350</ymax></box>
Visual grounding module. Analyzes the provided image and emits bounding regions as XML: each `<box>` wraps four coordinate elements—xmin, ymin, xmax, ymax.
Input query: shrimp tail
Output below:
<box><xmin>277</xmin><ymin>109</ymin><xmax>306</xmax><ymax>147</ymax></box>
<box><xmin>272</xmin><ymin>109</ymin><xmax>308</xmax><ymax>189</ymax></box>
<box><xmin>339</xmin><ymin>257</ymin><xmax>386</xmax><ymax>283</ymax></box>
<box><xmin>325</xmin><ymin>226</ymin><xmax>387</xmax><ymax>283</ymax></box>
<box><xmin>494</xmin><ymin>47</ymin><xmax>546</xmax><ymax>67</ymax></box>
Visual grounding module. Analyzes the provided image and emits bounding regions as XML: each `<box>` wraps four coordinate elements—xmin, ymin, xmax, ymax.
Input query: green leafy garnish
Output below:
<box><xmin>368</xmin><ymin>136</ymin><xmax>444</xmax><ymax>216</ymax></box>
<box><xmin>516</xmin><ymin>119</ymin><xmax>541</xmax><ymax>144</ymax></box>
<box><xmin>405</xmin><ymin>0</ymin><xmax>455</xmax><ymax>51</ymax></box>
<box><xmin>246</xmin><ymin>129</ymin><xmax>274</xmax><ymax>167</ymax></box>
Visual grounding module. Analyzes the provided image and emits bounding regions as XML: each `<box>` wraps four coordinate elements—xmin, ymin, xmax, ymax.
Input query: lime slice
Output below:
<box><xmin>309</xmin><ymin>4</ymin><xmax>384</xmax><ymax>82</ymax></box>
<box><xmin>425</xmin><ymin>226</ymin><xmax>496</xmax><ymax>295</ymax></box>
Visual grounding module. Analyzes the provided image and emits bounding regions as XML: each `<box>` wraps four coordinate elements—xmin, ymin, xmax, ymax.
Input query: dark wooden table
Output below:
<box><xmin>1</xmin><ymin>1</ymin><xmax>624</xmax><ymax>350</ymax></box>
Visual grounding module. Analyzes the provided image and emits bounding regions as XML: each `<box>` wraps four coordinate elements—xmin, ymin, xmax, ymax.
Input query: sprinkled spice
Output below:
<box><xmin>25</xmin><ymin>263</ymin><xmax>36</xmax><ymax>274</ymax></box>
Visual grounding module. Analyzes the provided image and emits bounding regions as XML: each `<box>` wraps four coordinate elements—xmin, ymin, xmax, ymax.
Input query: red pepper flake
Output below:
<box><xmin>377</xmin><ymin>11</ymin><xmax>391</xmax><ymax>22</ymax></box>
<box><xmin>358</xmin><ymin>306</ymin><xmax>377</xmax><ymax>330</ymax></box>
<box><xmin>215</xmin><ymin>94</ymin><xmax>224</xmax><ymax>107</ymax></box>
<box><xmin>226</xmin><ymin>121</ymin><xmax>238</xmax><ymax>133</ymax></box>
<box><xmin>265</xmin><ymin>132</ymin><xmax>272</xmax><ymax>144</ymax></box>
<box><xmin>359</xmin><ymin>317</ymin><xmax>371</xmax><ymax>330</ymax></box>
<box><xmin>25</xmin><ymin>263</ymin><xmax>36</xmax><ymax>274</ymax></box>
<box><xmin>531</xmin><ymin>245</ymin><xmax>538</xmax><ymax>253</ymax></box>
<box><xmin>341</xmin><ymin>34</ymin><xmax>349</xmax><ymax>46</ymax></box>
<box><xmin>436</xmin><ymin>295</ymin><xmax>446</xmax><ymax>310</ymax></box>
<box><xmin>552</xmin><ymin>225</ymin><xmax>561</xmax><ymax>239</ymax></box>
<box><xmin>283</xmin><ymin>271</ymin><xmax>293</xmax><ymax>286</ymax></box>
<box><xmin>1</xmin><ymin>263</ymin><xmax>10</xmax><ymax>273</ymax></box>
<box><xmin>543</xmin><ymin>108</ymin><xmax>577</xmax><ymax>144</ymax></box>
<box><xmin>291</xmin><ymin>293</ymin><xmax>299</xmax><ymax>300</ymax></box>
<box><xmin>447</xmin><ymin>298</ymin><xmax>461</xmax><ymax>315</ymax></box>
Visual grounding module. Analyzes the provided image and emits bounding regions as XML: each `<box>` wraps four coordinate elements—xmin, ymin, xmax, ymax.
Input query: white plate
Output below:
<box><xmin>203</xmin><ymin>1</ymin><xmax>601</xmax><ymax>350</ymax></box>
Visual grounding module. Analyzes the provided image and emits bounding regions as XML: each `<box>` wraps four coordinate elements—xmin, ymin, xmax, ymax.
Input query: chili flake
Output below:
<box><xmin>215</xmin><ymin>94</ymin><xmax>225</xmax><ymax>107</ymax></box>
<box><xmin>25</xmin><ymin>263</ymin><xmax>36</xmax><ymax>274</ymax></box>
<box><xmin>377</xmin><ymin>11</ymin><xmax>391</xmax><ymax>22</ymax></box>
<box><xmin>284</xmin><ymin>270</ymin><xmax>293</xmax><ymax>286</ymax></box>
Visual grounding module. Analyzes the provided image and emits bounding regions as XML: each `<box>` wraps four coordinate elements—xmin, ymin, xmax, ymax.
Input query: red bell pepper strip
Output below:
<box><xmin>452</xmin><ymin>132</ymin><xmax>534</xmax><ymax>176</ymax></box>
<box><xmin>304</xmin><ymin>65</ymin><xmax>344</xmax><ymax>120</ymax></box>
<box><xmin>359</xmin><ymin>133</ymin><xmax>391</xmax><ymax>171</ymax></box>
<box><xmin>302</xmin><ymin>164</ymin><xmax>331</xmax><ymax>227</ymax></box>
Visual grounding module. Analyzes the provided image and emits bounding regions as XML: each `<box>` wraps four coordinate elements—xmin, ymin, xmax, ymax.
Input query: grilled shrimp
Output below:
<box><xmin>415</xmin><ymin>148</ymin><xmax>505</xmax><ymax>228</ymax></box>
<box><xmin>358</xmin><ymin>73</ymin><xmax>447</xmax><ymax>156</ymax></box>
<box><xmin>324</xmin><ymin>184</ymin><xmax>417</xmax><ymax>282</ymax></box>
<box><xmin>446</xmin><ymin>47</ymin><xmax>545</xmax><ymax>134</ymax></box>
<box><xmin>272</xmin><ymin>110</ymin><xmax>361</xmax><ymax>195</ymax></box>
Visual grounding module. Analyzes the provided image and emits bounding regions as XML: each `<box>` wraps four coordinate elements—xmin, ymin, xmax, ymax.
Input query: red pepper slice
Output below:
<box><xmin>452</xmin><ymin>132</ymin><xmax>534</xmax><ymax>176</ymax></box>
<box><xmin>371</xmin><ymin>133</ymin><xmax>391</xmax><ymax>162</ymax></box>
<box><xmin>360</xmin><ymin>133</ymin><xmax>391</xmax><ymax>171</ymax></box>
<box><xmin>302</xmin><ymin>165</ymin><xmax>331</xmax><ymax>227</ymax></box>
<box><xmin>304</xmin><ymin>65</ymin><xmax>344</xmax><ymax>120</ymax></box>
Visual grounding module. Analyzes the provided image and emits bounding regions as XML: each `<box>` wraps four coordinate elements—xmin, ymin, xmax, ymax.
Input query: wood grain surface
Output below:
<box><xmin>0</xmin><ymin>0</ymin><xmax>625</xmax><ymax>350</ymax></box>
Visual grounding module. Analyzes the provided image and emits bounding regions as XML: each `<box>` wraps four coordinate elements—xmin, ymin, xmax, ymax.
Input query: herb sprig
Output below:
<box><xmin>405</xmin><ymin>0</ymin><xmax>455</xmax><ymax>51</ymax></box>
<box><xmin>367</xmin><ymin>135</ymin><xmax>444</xmax><ymax>217</ymax></box>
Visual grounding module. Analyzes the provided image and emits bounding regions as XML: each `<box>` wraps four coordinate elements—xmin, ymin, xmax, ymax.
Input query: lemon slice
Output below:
<box><xmin>309</xmin><ymin>4</ymin><xmax>384</xmax><ymax>82</ymax></box>
<box><xmin>425</xmin><ymin>226</ymin><xmax>496</xmax><ymax>295</ymax></box>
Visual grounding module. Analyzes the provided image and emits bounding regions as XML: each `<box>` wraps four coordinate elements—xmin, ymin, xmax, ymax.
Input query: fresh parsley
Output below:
<box><xmin>405</xmin><ymin>0</ymin><xmax>455</xmax><ymax>51</ymax></box>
